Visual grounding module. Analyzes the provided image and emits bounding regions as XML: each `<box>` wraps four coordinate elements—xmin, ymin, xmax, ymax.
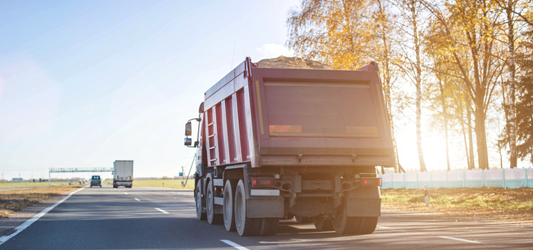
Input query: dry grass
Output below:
<box><xmin>0</xmin><ymin>185</ymin><xmax>83</xmax><ymax>219</ymax></box>
<box><xmin>0</xmin><ymin>182</ymin><xmax>72</xmax><ymax>188</ymax></box>
<box><xmin>381</xmin><ymin>187</ymin><xmax>533</xmax><ymax>223</ymax></box>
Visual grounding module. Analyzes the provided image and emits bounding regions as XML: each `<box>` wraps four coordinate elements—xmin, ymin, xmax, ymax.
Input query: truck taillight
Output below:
<box><xmin>252</xmin><ymin>178</ymin><xmax>274</xmax><ymax>187</ymax></box>
<box><xmin>361</xmin><ymin>178</ymin><xmax>381</xmax><ymax>187</ymax></box>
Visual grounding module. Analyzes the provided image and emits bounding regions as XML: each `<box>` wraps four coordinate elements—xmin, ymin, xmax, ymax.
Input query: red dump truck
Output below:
<box><xmin>184</xmin><ymin>57</ymin><xmax>394</xmax><ymax>236</ymax></box>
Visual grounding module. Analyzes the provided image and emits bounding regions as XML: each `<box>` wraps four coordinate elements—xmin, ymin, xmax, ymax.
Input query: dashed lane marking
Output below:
<box><xmin>377</xmin><ymin>226</ymin><xmax>391</xmax><ymax>229</ymax></box>
<box><xmin>124</xmin><ymin>192</ymin><xmax>128</xmax><ymax>194</ymax></box>
<box><xmin>155</xmin><ymin>208</ymin><xmax>169</xmax><ymax>214</ymax></box>
<box><xmin>220</xmin><ymin>240</ymin><xmax>249</xmax><ymax>250</ymax></box>
<box><xmin>134</xmin><ymin>198</ymin><xmax>140</xmax><ymax>201</ymax></box>
<box><xmin>438</xmin><ymin>236</ymin><xmax>481</xmax><ymax>244</ymax></box>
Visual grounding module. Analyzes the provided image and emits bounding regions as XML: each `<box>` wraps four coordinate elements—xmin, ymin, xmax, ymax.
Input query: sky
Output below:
<box><xmin>0</xmin><ymin>0</ymin><xmax>527</xmax><ymax>181</ymax></box>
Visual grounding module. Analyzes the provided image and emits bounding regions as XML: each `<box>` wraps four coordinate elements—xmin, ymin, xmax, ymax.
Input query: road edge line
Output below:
<box><xmin>438</xmin><ymin>236</ymin><xmax>481</xmax><ymax>244</ymax></box>
<box><xmin>0</xmin><ymin>187</ymin><xmax>85</xmax><ymax>246</ymax></box>
<box><xmin>220</xmin><ymin>239</ymin><xmax>249</xmax><ymax>250</ymax></box>
<box><xmin>155</xmin><ymin>208</ymin><xmax>169</xmax><ymax>214</ymax></box>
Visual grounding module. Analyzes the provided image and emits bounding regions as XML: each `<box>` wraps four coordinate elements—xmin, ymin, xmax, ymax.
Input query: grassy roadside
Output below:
<box><xmin>0</xmin><ymin>182</ymin><xmax>72</xmax><ymax>188</ymax></box>
<box><xmin>0</xmin><ymin>185</ymin><xmax>83</xmax><ymax>219</ymax></box>
<box><xmin>104</xmin><ymin>179</ymin><xmax>195</xmax><ymax>189</ymax></box>
<box><xmin>381</xmin><ymin>187</ymin><xmax>533</xmax><ymax>223</ymax></box>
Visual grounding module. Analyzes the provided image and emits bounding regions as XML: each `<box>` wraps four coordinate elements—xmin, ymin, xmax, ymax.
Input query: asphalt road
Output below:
<box><xmin>0</xmin><ymin>186</ymin><xmax>531</xmax><ymax>250</ymax></box>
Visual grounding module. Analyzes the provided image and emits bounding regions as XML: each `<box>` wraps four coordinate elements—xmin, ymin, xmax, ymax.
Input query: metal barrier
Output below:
<box><xmin>380</xmin><ymin>168</ymin><xmax>533</xmax><ymax>189</ymax></box>
<box><xmin>48</xmin><ymin>167</ymin><xmax>113</xmax><ymax>185</ymax></box>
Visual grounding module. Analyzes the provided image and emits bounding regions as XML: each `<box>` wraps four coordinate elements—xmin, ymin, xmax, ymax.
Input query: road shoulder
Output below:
<box><xmin>0</xmin><ymin>188</ymin><xmax>81</xmax><ymax>237</ymax></box>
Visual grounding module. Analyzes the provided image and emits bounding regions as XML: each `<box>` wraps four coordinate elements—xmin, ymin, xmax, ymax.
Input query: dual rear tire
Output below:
<box><xmin>195</xmin><ymin>178</ymin><xmax>281</xmax><ymax>236</ymax></box>
<box><xmin>232</xmin><ymin>179</ymin><xmax>278</xmax><ymax>236</ymax></box>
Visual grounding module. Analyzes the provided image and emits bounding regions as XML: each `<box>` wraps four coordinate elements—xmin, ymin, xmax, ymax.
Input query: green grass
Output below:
<box><xmin>104</xmin><ymin>179</ymin><xmax>195</xmax><ymax>189</ymax></box>
<box><xmin>0</xmin><ymin>182</ymin><xmax>73</xmax><ymax>188</ymax></box>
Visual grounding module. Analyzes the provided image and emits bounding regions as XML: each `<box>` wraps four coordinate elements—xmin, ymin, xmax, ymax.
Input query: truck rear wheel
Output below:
<box><xmin>223</xmin><ymin>180</ymin><xmax>237</xmax><ymax>232</ymax></box>
<box><xmin>356</xmin><ymin>217</ymin><xmax>378</xmax><ymax>234</ymax></box>
<box><xmin>234</xmin><ymin>179</ymin><xmax>260</xmax><ymax>236</ymax></box>
<box><xmin>313</xmin><ymin>214</ymin><xmax>333</xmax><ymax>231</ymax></box>
<box><xmin>195</xmin><ymin>181</ymin><xmax>206</xmax><ymax>220</ymax></box>
<box><xmin>332</xmin><ymin>202</ymin><xmax>358</xmax><ymax>234</ymax></box>
<box><xmin>332</xmin><ymin>200</ymin><xmax>378</xmax><ymax>235</ymax></box>
<box><xmin>259</xmin><ymin>218</ymin><xmax>278</xmax><ymax>236</ymax></box>
<box><xmin>206</xmin><ymin>181</ymin><xmax>222</xmax><ymax>224</ymax></box>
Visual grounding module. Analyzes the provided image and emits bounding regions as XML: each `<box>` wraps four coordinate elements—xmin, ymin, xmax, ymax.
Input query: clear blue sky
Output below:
<box><xmin>0</xmin><ymin>0</ymin><xmax>298</xmax><ymax>180</ymax></box>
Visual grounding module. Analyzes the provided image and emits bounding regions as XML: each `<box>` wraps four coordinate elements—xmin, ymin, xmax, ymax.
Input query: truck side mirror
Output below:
<box><xmin>185</xmin><ymin>121</ymin><xmax>192</xmax><ymax>136</ymax></box>
<box><xmin>184</xmin><ymin>137</ymin><xmax>192</xmax><ymax>146</ymax></box>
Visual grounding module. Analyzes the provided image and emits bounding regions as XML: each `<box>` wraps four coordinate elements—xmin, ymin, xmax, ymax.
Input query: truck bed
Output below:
<box><xmin>201</xmin><ymin>58</ymin><xmax>394</xmax><ymax>169</ymax></box>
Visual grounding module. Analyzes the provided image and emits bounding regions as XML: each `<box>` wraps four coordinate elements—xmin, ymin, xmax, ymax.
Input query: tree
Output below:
<box><xmin>515</xmin><ymin>27</ymin><xmax>533</xmax><ymax>163</ymax></box>
<box><xmin>424</xmin><ymin>0</ymin><xmax>503</xmax><ymax>169</ymax></box>
<box><xmin>287</xmin><ymin>0</ymin><xmax>407</xmax><ymax>171</ymax></box>
<box><xmin>494</xmin><ymin>0</ymin><xmax>532</xmax><ymax>168</ymax></box>
<box><xmin>370</xmin><ymin>0</ymin><xmax>404</xmax><ymax>172</ymax></box>
<box><xmin>287</xmin><ymin>0</ymin><xmax>375</xmax><ymax>70</ymax></box>
<box><xmin>393</xmin><ymin>0</ymin><xmax>428</xmax><ymax>172</ymax></box>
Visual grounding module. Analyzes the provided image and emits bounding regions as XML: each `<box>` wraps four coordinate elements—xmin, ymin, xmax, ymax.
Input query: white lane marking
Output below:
<box><xmin>155</xmin><ymin>208</ymin><xmax>169</xmax><ymax>214</ymax></box>
<box><xmin>377</xmin><ymin>226</ymin><xmax>391</xmax><ymax>229</ymax></box>
<box><xmin>438</xmin><ymin>236</ymin><xmax>481</xmax><ymax>244</ymax></box>
<box><xmin>134</xmin><ymin>198</ymin><xmax>140</xmax><ymax>201</ymax></box>
<box><xmin>124</xmin><ymin>192</ymin><xmax>128</xmax><ymax>194</ymax></box>
<box><xmin>0</xmin><ymin>187</ymin><xmax>85</xmax><ymax>246</ymax></box>
<box><xmin>220</xmin><ymin>240</ymin><xmax>249</xmax><ymax>250</ymax></box>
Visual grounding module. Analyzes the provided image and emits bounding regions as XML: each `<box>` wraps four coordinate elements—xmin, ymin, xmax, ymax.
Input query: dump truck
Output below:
<box><xmin>113</xmin><ymin>160</ymin><xmax>134</xmax><ymax>188</ymax></box>
<box><xmin>184</xmin><ymin>57</ymin><xmax>394</xmax><ymax>236</ymax></box>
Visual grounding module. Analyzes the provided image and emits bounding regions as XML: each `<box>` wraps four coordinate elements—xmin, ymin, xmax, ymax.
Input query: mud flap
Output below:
<box><xmin>345</xmin><ymin>186</ymin><xmax>381</xmax><ymax>217</ymax></box>
<box><xmin>346</xmin><ymin>198</ymin><xmax>381</xmax><ymax>217</ymax></box>
<box><xmin>246</xmin><ymin>197</ymin><xmax>284</xmax><ymax>218</ymax></box>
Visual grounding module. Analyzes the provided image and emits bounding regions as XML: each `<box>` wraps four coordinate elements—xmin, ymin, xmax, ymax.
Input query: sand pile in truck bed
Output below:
<box><xmin>256</xmin><ymin>56</ymin><xmax>333</xmax><ymax>69</ymax></box>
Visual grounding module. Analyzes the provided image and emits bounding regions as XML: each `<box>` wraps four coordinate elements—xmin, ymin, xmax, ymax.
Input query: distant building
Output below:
<box><xmin>12</xmin><ymin>178</ymin><xmax>23</xmax><ymax>182</ymax></box>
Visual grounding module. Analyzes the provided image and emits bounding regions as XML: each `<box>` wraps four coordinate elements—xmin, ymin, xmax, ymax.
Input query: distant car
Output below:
<box><xmin>90</xmin><ymin>175</ymin><xmax>102</xmax><ymax>188</ymax></box>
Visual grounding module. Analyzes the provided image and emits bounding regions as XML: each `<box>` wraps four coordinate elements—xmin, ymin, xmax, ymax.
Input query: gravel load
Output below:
<box><xmin>256</xmin><ymin>56</ymin><xmax>333</xmax><ymax>69</ymax></box>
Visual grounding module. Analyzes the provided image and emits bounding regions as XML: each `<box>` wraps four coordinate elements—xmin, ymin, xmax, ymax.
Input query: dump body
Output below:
<box><xmin>113</xmin><ymin>160</ymin><xmax>133</xmax><ymax>188</ymax></box>
<box><xmin>201</xmin><ymin>59</ymin><xmax>394</xmax><ymax>169</ymax></box>
<box><xmin>188</xmin><ymin>57</ymin><xmax>393</xmax><ymax>236</ymax></box>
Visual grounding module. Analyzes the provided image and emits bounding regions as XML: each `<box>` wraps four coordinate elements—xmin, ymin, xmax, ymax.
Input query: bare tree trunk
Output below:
<box><xmin>438</xmin><ymin>81</ymin><xmax>451</xmax><ymax>171</ymax></box>
<box><xmin>411</xmin><ymin>0</ymin><xmax>427</xmax><ymax>172</ymax></box>
<box><xmin>474</xmin><ymin>106</ymin><xmax>489</xmax><ymax>169</ymax></box>
<box><xmin>459</xmin><ymin>101</ymin><xmax>470</xmax><ymax>169</ymax></box>
<box><xmin>505</xmin><ymin>1</ymin><xmax>518</xmax><ymax>168</ymax></box>
<box><xmin>467</xmin><ymin>106</ymin><xmax>476</xmax><ymax>170</ymax></box>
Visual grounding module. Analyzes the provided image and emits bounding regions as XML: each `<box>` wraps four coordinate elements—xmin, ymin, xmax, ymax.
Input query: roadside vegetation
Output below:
<box><xmin>0</xmin><ymin>185</ymin><xmax>83</xmax><ymax>219</ymax></box>
<box><xmin>381</xmin><ymin>187</ymin><xmax>533</xmax><ymax>223</ymax></box>
<box><xmin>107</xmin><ymin>179</ymin><xmax>195</xmax><ymax>189</ymax></box>
<box><xmin>0</xmin><ymin>182</ymin><xmax>72</xmax><ymax>189</ymax></box>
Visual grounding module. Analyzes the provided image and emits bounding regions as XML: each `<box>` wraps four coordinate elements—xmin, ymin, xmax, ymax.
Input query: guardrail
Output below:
<box><xmin>380</xmin><ymin>168</ymin><xmax>533</xmax><ymax>189</ymax></box>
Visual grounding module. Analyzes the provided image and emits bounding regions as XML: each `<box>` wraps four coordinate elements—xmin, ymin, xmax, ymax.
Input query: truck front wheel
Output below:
<box><xmin>234</xmin><ymin>179</ymin><xmax>260</xmax><ymax>236</ymax></box>
<box><xmin>195</xmin><ymin>181</ymin><xmax>206</xmax><ymax>220</ymax></box>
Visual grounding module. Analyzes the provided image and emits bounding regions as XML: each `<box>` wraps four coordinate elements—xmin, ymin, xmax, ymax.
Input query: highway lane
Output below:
<box><xmin>0</xmin><ymin>186</ymin><xmax>531</xmax><ymax>249</ymax></box>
